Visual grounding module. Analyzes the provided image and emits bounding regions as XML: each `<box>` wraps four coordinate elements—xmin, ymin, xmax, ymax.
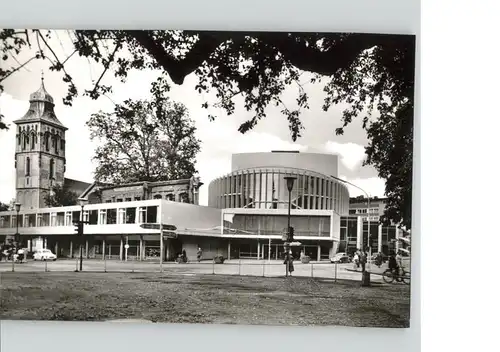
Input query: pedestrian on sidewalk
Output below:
<box><xmin>359</xmin><ymin>248</ymin><xmax>368</xmax><ymax>272</ymax></box>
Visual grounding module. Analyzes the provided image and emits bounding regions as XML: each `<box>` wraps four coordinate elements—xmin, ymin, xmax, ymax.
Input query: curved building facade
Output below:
<box><xmin>208</xmin><ymin>166</ymin><xmax>349</xmax><ymax>214</ymax></box>
<box><xmin>207</xmin><ymin>151</ymin><xmax>350</xmax><ymax>260</ymax></box>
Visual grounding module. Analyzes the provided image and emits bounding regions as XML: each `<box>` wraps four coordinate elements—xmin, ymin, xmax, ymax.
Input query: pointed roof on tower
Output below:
<box><xmin>13</xmin><ymin>73</ymin><xmax>67</xmax><ymax>130</ymax></box>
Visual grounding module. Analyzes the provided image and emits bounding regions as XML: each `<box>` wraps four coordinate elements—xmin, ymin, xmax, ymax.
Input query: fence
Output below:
<box><xmin>0</xmin><ymin>257</ymin><xmax>404</xmax><ymax>283</ymax></box>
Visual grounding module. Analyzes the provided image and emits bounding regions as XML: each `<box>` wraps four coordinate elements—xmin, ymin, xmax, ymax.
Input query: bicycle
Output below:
<box><xmin>382</xmin><ymin>268</ymin><xmax>410</xmax><ymax>284</ymax></box>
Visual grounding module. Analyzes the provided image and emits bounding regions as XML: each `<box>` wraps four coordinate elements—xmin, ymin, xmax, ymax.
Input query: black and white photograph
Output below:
<box><xmin>0</xmin><ymin>29</ymin><xmax>415</xmax><ymax>328</ymax></box>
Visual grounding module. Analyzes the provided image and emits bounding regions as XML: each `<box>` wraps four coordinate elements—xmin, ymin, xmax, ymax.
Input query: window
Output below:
<box><xmin>17</xmin><ymin>132</ymin><xmax>21</xmax><ymax>146</ymax></box>
<box><xmin>117</xmin><ymin>208</ymin><xmax>126</xmax><ymax>224</ymax></box>
<box><xmin>0</xmin><ymin>215</ymin><xmax>10</xmax><ymax>228</ymax></box>
<box><xmin>39</xmin><ymin>214</ymin><xmax>50</xmax><ymax>226</ymax></box>
<box><xmin>146</xmin><ymin>206</ymin><xmax>157</xmax><ymax>223</ymax></box>
<box><xmin>72</xmin><ymin>211</ymin><xmax>81</xmax><ymax>222</ymax></box>
<box><xmin>106</xmin><ymin>209</ymin><xmax>117</xmax><ymax>224</ymax></box>
<box><xmin>30</xmin><ymin>133</ymin><xmax>36</xmax><ymax>149</ymax></box>
<box><xmin>23</xmin><ymin>134</ymin><xmax>29</xmax><ymax>150</ymax></box>
<box><xmin>125</xmin><ymin>208</ymin><xmax>136</xmax><ymax>224</ymax></box>
<box><xmin>65</xmin><ymin>212</ymin><xmax>72</xmax><ymax>226</ymax></box>
<box><xmin>125</xmin><ymin>198</ymin><xmax>131</xmax><ymax>202</ymax></box>
<box><xmin>25</xmin><ymin>157</ymin><xmax>31</xmax><ymax>176</ymax></box>
<box><xmin>165</xmin><ymin>194</ymin><xmax>174</xmax><ymax>201</ymax></box>
<box><xmin>61</xmin><ymin>139</ymin><xmax>65</xmax><ymax>151</ymax></box>
<box><xmin>116</xmin><ymin>198</ymin><xmax>123</xmax><ymax>202</ymax></box>
<box><xmin>349</xmin><ymin>209</ymin><xmax>356</xmax><ymax>214</ymax></box>
<box><xmin>134</xmin><ymin>197</ymin><xmax>141</xmax><ymax>201</ymax></box>
<box><xmin>45</xmin><ymin>133</ymin><xmax>50</xmax><ymax>151</ymax></box>
<box><xmin>179</xmin><ymin>193</ymin><xmax>189</xmax><ymax>203</ymax></box>
<box><xmin>138</xmin><ymin>207</ymin><xmax>146</xmax><ymax>223</ymax></box>
<box><xmin>88</xmin><ymin>210</ymin><xmax>98</xmax><ymax>225</ymax></box>
<box><xmin>153</xmin><ymin>194</ymin><xmax>162</xmax><ymax>199</ymax></box>
<box><xmin>98</xmin><ymin>210</ymin><xmax>107</xmax><ymax>224</ymax></box>
<box><xmin>50</xmin><ymin>213</ymin><xmax>57</xmax><ymax>226</ymax></box>
<box><xmin>49</xmin><ymin>159</ymin><xmax>55</xmax><ymax>179</ymax></box>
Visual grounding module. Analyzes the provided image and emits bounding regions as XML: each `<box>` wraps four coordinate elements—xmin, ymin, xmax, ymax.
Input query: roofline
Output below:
<box><xmin>13</xmin><ymin>118</ymin><xmax>68</xmax><ymax>130</ymax></box>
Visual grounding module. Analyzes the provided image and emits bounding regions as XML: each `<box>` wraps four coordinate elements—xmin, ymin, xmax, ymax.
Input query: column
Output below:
<box><xmin>119</xmin><ymin>237</ymin><xmax>123</xmax><ymax>261</ymax></box>
<box><xmin>378</xmin><ymin>225</ymin><xmax>383</xmax><ymax>253</ymax></box>
<box><xmin>43</xmin><ymin>237</ymin><xmax>47</xmax><ymax>249</ymax></box>
<box><xmin>166</xmin><ymin>239</ymin><xmax>170</xmax><ymax>261</ymax></box>
<box><xmin>69</xmin><ymin>241</ymin><xmax>73</xmax><ymax>259</ymax></box>
<box><xmin>125</xmin><ymin>235</ymin><xmax>129</xmax><ymax>261</ymax></box>
<box><xmin>85</xmin><ymin>240</ymin><xmax>89</xmax><ymax>258</ymax></box>
<box><xmin>257</xmin><ymin>241</ymin><xmax>260</xmax><ymax>260</ymax></box>
<box><xmin>227</xmin><ymin>240</ymin><xmax>231</xmax><ymax>260</ymax></box>
<box><xmin>102</xmin><ymin>239</ymin><xmax>106</xmax><ymax>260</ymax></box>
<box><xmin>55</xmin><ymin>242</ymin><xmax>59</xmax><ymax>256</ymax></box>
<box><xmin>317</xmin><ymin>245</ymin><xmax>321</xmax><ymax>261</ymax></box>
<box><xmin>356</xmin><ymin>217</ymin><xmax>363</xmax><ymax>250</ymax></box>
<box><xmin>139</xmin><ymin>235</ymin><xmax>143</xmax><ymax>261</ymax></box>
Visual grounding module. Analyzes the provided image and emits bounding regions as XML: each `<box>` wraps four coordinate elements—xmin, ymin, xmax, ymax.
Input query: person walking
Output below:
<box><xmin>284</xmin><ymin>251</ymin><xmax>294</xmax><ymax>276</ymax></box>
<box><xmin>353</xmin><ymin>249</ymin><xmax>360</xmax><ymax>269</ymax></box>
<box><xmin>359</xmin><ymin>248</ymin><xmax>368</xmax><ymax>272</ymax></box>
<box><xmin>197</xmin><ymin>247</ymin><xmax>203</xmax><ymax>262</ymax></box>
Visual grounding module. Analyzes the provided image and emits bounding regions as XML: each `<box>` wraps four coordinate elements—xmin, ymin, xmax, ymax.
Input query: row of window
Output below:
<box><xmin>17</xmin><ymin>132</ymin><xmax>65</xmax><ymax>154</ymax></box>
<box><xmin>223</xmin><ymin>214</ymin><xmax>331</xmax><ymax>237</ymax></box>
<box><xmin>209</xmin><ymin>169</ymin><xmax>349</xmax><ymax>213</ymax></box>
<box><xmin>0</xmin><ymin>206</ymin><xmax>158</xmax><ymax>228</ymax></box>
<box><xmin>103</xmin><ymin>193</ymin><xmax>189</xmax><ymax>203</ymax></box>
<box><xmin>339</xmin><ymin>216</ymin><xmax>398</xmax><ymax>254</ymax></box>
<box><xmin>348</xmin><ymin>208</ymin><xmax>379</xmax><ymax>215</ymax></box>
<box><xmin>23</xmin><ymin>157</ymin><xmax>55</xmax><ymax>179</ymax></box>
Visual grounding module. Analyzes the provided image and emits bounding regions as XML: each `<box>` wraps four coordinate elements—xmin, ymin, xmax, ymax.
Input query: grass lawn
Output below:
<box><xmin>0</xmin><ymin>272</ymin><xmax>410</xmax><ymax>327</ymax></box>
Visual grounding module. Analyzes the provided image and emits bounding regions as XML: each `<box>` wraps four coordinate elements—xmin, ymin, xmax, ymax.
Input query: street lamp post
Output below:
<box><xmin>284</xmin><ymin>176</ymin><xmax>296</xmax><ymax>278</ymax></box>
<box><xmin>329</xmin><ymin>175</ymin><xmax>372</xmax><ymax>271</ymax></box>
<box><xmin>78</xmin><ymin>198</ymin><xmax>89</xmax><ymax>272</ymax></box>
<box><xmin>12</xmin><ymin>202</ymin><xmax>21</xmax><ymax>272</ymax></box>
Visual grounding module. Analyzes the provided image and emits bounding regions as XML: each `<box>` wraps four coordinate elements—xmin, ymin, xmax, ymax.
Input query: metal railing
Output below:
<box><xmin>0</xmin><ymin>258</ymin><xmax>411</xmax><ymax>284</ymax></box>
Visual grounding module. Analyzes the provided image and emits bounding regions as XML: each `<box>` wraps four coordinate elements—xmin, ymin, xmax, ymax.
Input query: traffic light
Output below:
<box><xmin>287</xmin><ymin>226</ymin><xmax>294</xmax><ymax>242</ymax></box>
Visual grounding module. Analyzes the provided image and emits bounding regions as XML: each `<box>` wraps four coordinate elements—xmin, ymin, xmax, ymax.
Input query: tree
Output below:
<box><xmin>0</xmin><ymin>30</ymin><xmax>415</xmax><ymax>229</ymax></box>
<box><xmin>87</xmin><ymin>78</ymin><xmax>201</xmax><ymax>184</ymax></box>
<box><xmin>44</xmin><ymin>184</ymin><xmax>79</xmax><ymax>207</ymax></box>
<box><xmin>0</xmin><ymin>202</ymin><xmax>9</xmax><ymax>211</ymax></box>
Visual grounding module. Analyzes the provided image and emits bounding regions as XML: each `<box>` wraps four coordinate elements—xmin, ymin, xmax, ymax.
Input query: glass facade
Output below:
<box><xmin>223</xmin><ymin>214</ymin><xmax>331</xmax><ymax>237</ymax></box>
<box><xmin>0</xmin><ymin>202</ymin><xmax>160</xmax><ymax>229</ymax></box>
<box><xmin>208</xmin><ymin>167</ymin><xmax>349</xmax><ymax>215</ymax></box>
<box><xmin>339</xmin><ymin>216</ymin><xmax>358</xmax><ymax>255</ymax></box>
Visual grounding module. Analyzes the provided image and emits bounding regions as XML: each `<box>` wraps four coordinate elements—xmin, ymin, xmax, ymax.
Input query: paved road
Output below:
<box><xmin>0</xmin><ymin>258</ymin><xmax>411</xmax><ymax>283</ymax></box>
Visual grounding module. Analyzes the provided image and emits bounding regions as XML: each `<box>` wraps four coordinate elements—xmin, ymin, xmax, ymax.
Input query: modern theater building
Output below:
<box><xmin>0</xmin><ymin>80</ymin><xmax>404</xmax><ymax>262</ymax></box>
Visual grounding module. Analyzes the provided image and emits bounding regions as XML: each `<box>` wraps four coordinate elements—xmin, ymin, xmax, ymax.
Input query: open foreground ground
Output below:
<box><xmin>0</xmin><ymin>272</ymin><xmax>410</xmax><ymax>327</ymax></box>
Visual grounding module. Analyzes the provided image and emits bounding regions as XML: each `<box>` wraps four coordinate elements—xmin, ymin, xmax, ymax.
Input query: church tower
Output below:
<box><xmin>13</xmin><ymin>76</ymin><xmax>67</xmax><ymax>209</ymax></box>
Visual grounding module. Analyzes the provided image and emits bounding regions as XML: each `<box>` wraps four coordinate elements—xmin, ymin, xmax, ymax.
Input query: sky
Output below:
<box><xmin>0</xmin><ymin>30</ymin><xmax>385</xmax><ymax>206</ymax></box>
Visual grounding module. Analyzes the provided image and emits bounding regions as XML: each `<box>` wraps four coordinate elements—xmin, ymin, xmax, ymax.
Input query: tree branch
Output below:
<box><xmin>128</xmin><ymin>31</ymin><xmax>229</xmax><ymax>84</ymax></box>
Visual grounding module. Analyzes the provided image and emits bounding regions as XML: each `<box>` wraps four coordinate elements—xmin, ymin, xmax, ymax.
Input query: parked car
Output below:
<box><xmin>330</xmin><ymin>252</ymin><xmax>351</xmax><ymax>263</ymax></box>
<box><xmin>33</xmin><ymin>249</ymin><xmax>57</xmax><ymax>261</ymax></box>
